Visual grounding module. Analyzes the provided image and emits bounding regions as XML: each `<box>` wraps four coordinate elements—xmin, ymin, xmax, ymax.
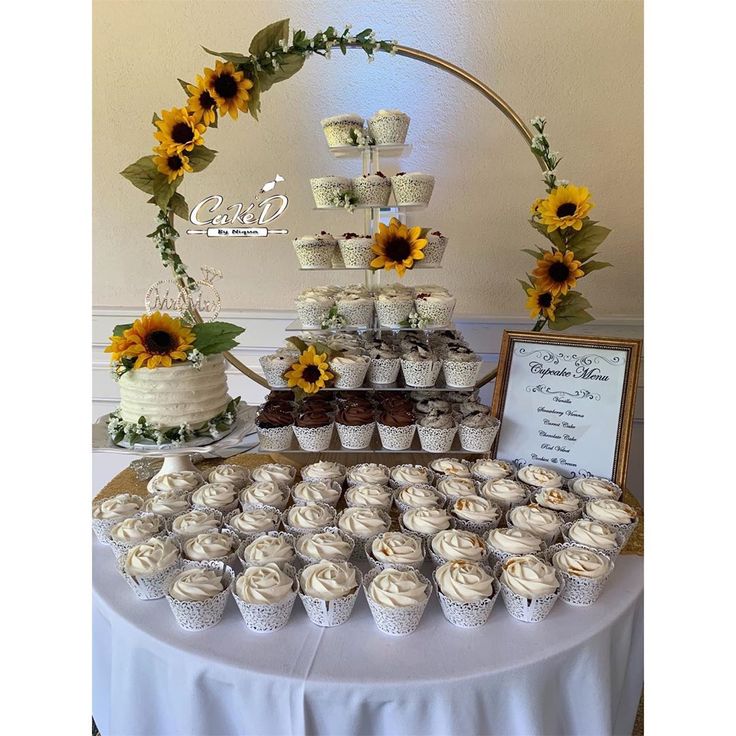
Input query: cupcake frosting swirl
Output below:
<box><xmin>436</xmin><ymin>560</ymin><xmax>494</xmax><ymax>603</ymax></box>
<box><xmin>517</xmin><ymin>465</ymin><xmax>563</xmax><ymax>488</ymax></box>
<box><xmin>487</xmin><ymin>527</ymin><xmax>542</xmax><ymax>554</ymax></box>
<box><xmin>437</xmin><ymin>476</ymin><xmax>478</xmax><ymax>498</ymax></box>
<box><xmin>368</xmin><ymin>568</ymin><xmax>428</xmax><ymax>608</ymax></box>
<box><xmin>297</xmin><ymin>531</ymin><xmax>353</xmax><ymax>561</ymax></box>
<box><xmin>191</xmin><ymin>482</ymin><xmax>238</xmax><ymax>509</ymax></box>
<box><xmin>251</xmin><ymin>464</ymin><xmax>295</xmax><ymax>485</ymax></box>
<box><xmin>397</xmin><ymin>484</ymin><xmax>443</xmax><ymax>508</ymax></box>
<box><xmin>344</xmin><ymin>484</ymin><xmax>392</xmax><ymax>508</ymax></box>
<box><xmin>110</xmin><ymin>516</ymin><xmax>162</xmax><ymax>545</ymax></box>
<box><xmin>241</xmin><ymin>481</ymin><xmax>289</xmax><ymax>508</ymax></box>
<box><xmin>553</xmin><ymin>546</ymin><xmax>611</xmax><ymax>579</ymax></box>
<box><xmin>242</xmin><ymin>534</ymin><xmax>294</xmax><ymax>565</ymax></box>
<box><xmin>402</xmin><ymin>507</ymin><xmax>452</xmax><ymax>534</ymax></box>
<box><xmin>567</xmin><ymin>519</ymin><xmax>618</xmax><ymax>549</ymax></box>
<box><xmin>471</xmin><ymin>459</ymin><xmax>513</xmax><ymax>480</ymax></box>
<box><xmin>535</xmin><ymin>488</ymin><xmax>581</xmax><ymax>513</ymax></box>
<box><xmin>570</xmin><ymin>476</ymin><xmax>620</xmax><ymax>499</ymax></box>
<box><xmin>235</xmin><ymin>563</ymin><xmax>294</xmax><ymax>604</ymax></box>
<box><xmin>508</xmin><ymin>504</ymin><xmax>562</xmax><ymax>537</ymax></box>
<box><xmin>301</xmin><ymin>461</ymin><xmax>346</xmax><ymax>482</ymax></box>
<box><xmin>93</xmin><ymin>493</ymin><xmax>142</xmax><ymax>520</ymax></box>
<box><xmin>348</xmin><ymin>464</ymin><xmax>390</xmax><ymax>485</ymax></box>
<box><xmin>124</xmin><ymin>537</ymin><xmax>179</xmax><ymax>577</ymax></box>
<box><xmin>300</xmin><ymin>561</ymin><xmax>358</xmax><ymax>601</ymax></box>
<box><xmin>500</xmin><ymin>555</ymin><xmax>558</xmax><ymax>598</ymax></box>
<box><xmin>338</xmin><ymin>507</ymin><xmax>389</xmax><ymax>538</ymax></box>
<box><xmin>182</xmin><ymin>532</ymin><xmax>235</xmax><ymax>561</ymax></box>
<box><xmin>286</xmin><ymin>503</ymin><xmax>334</xmax><ymax>530</ymax></box>
<box><xmin>169</xmin><ymin>568</ymin><xmax>224</xmax><ymax>602</ymax></box>
<box><xmin>144</xmin><ymin>491</ymin><xmax>190</xmax><ymax>517</ymax></box>
<box><xmin>371</xmin><ymin>532</ymin><xmax>424</xmax><ymax>566</ymax></box>
<box><xmin>452</xmin><ymin>496</ymin><xmax>500</xmax><ymax>524</ymax></box>
<box><xmin>149</xmin><ymin>471</ymin><xmax>202</xmax><ymax>494</ymax></box>
<box><xmin>586</xmin><ymin>499</ymin><xmax>637</xmax><ymax>525</ymax></box>
<box><xmin>208</xmin><ymin>464</ymin><xmax>250</xmax><ymax>488</ymax></box>
<box><xmin>291</xmin><ymin>481</ymin><xmax>341</xmax><ymax>505</ymax></box>
<box><xmin>391</xmin><ymin>465</ymin><xmax>431</xmax><ymax>486</ymax></box>
<box><xmin>481</xmin><ymin>478</ymin><xmax>528</xmax><ymax>505</ymax></box>
<box><xmin>431</xmin><ymin>529</ymin><xmax>486</xmax><ymax>561</ymax></box>
<box><xmin>429</xmin><ymin>458</ymin><xmax>470</xmax><ymax>477</ymax></box>
<box><xmin>171</xmin><ymin>510</ymin><xmax>220</xmax><ymax>537</ymax></box>
<box><xmin>227</xmin><ymin>508</ymin><xmax>279</xmax><ymax>534</ymax></box>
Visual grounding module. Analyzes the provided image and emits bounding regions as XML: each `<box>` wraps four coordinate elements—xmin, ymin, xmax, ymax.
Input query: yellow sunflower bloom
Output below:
<box><xmin>530</xmin><ymin>198</ymin><xmax>545</xmax><ymax>217</ymax></box>
<box><xmin>532</xmin><ymin>250</ymin><xmax>585</xmax><ymax>297</ymax></box>
<box><xmin>283</xmin><ymin>346</ymin><xmax>334</xmax><ymax>394</ymax></box>
<box><xmin>205</xmin><ymin>61</ymin><xmax>253</xmax><ymax>120</ymax></box>
<box><xmin>538</xmin><ymin>184</ymin><xmax>594</xmax><ymax>232</ymax></box>
<box><xmin>370</xmin><ymin>217</ymin><xmax>428</xmax><ymax>277</ymax></box>
<box><xmin>154</xmin><ymin>107</ymin><xmax>206</xmax><ymax>156</ymax></box>
<box><xmin>186</xmin><ymin>75</ymin><xmax>218</xmax><ymax>126</ymax></box>
<box><xmin>105</xmin><ymin>312</ymin><xmax>195</xmax><ymax>370</ymax></box>
<box><xmin>153</xmin><ymin>147</ymin><xmax>193</xmax><ymax>183</ymax></box>
<box><xmin>525</xmin><ymin>284</ymin><xmax>561</xmax><ymax>321</ymax></box>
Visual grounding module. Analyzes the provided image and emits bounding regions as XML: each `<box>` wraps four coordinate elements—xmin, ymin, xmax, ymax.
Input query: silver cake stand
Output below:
<box><xmin>92</xmin><ymin>404</ymin><xmax>258</xmax><ymax>475</ymax></box>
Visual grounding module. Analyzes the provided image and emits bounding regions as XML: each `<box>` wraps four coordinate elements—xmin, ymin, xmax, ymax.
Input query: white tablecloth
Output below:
<box><xmin>93</xmin><ymin>541</ymin><xmax>643</xmax><ymax>736</ymax></box>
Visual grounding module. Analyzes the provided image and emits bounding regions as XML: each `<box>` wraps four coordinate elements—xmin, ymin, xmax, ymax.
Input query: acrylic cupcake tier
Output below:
<box><xmin>326</xmin><ymin>143</ymin><xmax>413</xmax><ymax>159</ymax></box>
<box><xmin>284</xmin><ymin>320</ymin><xmax>458</xmax><ymax>333</ymax></box>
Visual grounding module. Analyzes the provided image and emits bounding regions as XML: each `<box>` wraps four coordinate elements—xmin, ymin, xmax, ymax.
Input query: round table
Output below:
<box><xmin>93</xmin><ymin>536</ymin><xmax>642</xmax><ymax>736</ymax></box>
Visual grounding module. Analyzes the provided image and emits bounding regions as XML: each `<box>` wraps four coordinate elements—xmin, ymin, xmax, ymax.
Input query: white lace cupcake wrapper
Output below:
<box><xmin>311</xmin><ymin>180</ymin><xmax>351</xmax><ymax>208</ymax></box>
<box><xmin>338</xmin><ymin>240</ymin><xmax>374</xmax><ymax>269</ymax></box>
<box><xmin>293</xmin><ymin>240</ymin><xmax>335</xmax><ymax>269</ymax></box>
<box><xmin>293</xmin><ymin>526</ymin><xmax>355</xmax><ymax>566</ymax></box>
<box><xmin>298</xmin><ymin>567</ymin><xmax>363</xmax><ymax>627</ymax></box>
<box><xmin>107</xmin><ymin>516</ymin><xmax>169</xmax><ymax>560</ymax></box>
<box><xmin>486</xmin><ymin>541</ymin><xmax>548</xmax><ymax>568</ymax></box>
<box><xmin>389</xmin><ymin>465</ymin><xmax>437</xmax><ymax>489</ymax></box>
<box><xmin>546</xmin><ymin>542</ymin><xmax>614</xmax><ymax>606</ymax></box>
<box><xmin>362</xmin><ymin>567</ymin><xmax>432</xmax><ymax>635</ymax></box>
<box><xmin>413</xmin><ymin>301</ymin><xmax>454</xmax><ymax>327</ymax></box>
<box><xmin>368</xmin><ymin>115</ymin><xmax>409</xmax><ymax>144</ymax></box>
<box><xmin>256</xmin><ymin>425</ymin><xmax>294</xmax><ymax>450</ymax></box>
<box><xmin>332</xmin><ymin>361</ymin><xmax>370</xmax><ymax>388</ymax></box>
<box><xmin>296</xmin><ymin>301</ymin><xmax>332</xmax><ymax>328</ymax></box>
<box><xmin>581</xmin><ymin>511</ymin><xmax>638</xmax><ymax>545</ymax></box>
<box><xmin>237</xmin><ymin>531</ymin><xmax>296</xmax><ymax>569</ymax></box>
<box><xmin>352</xmin><ymin>178</ymin><xmax>391</xmax><ymax>207</ymax></box>
<box><xmin>433</xmin><ymin>567</ymin><xmax>500</xmax><ymax>628</ymax></box>
<box><xmin>166</xmin><ymin>561</ymin><xmax>235</xmax><ymax>630</ymax></box>
<box><xmin>367</xmin><ymin>357</ymin><xmax>401</xmax><ymax>384</ymax></box>
<box><xmin>374</xmin><ymin>300</ymin><xmax>414</xmax><ymax>328</ymax></box>
<box><xmin>190</xmin><ymin>499</ymin><xmax>240</xmax><ymax>516</ymax></box>
<box><xmin>457</xmin><ymin>423</ymin><xmax>500</xmax><ymax>453</ymax></box>
<box><xmin>376</xmin><ymin>423</ymin><xmax>416</xmax><ymax>450</ymax></box>
<box><xmin>92</xmin><ymin>496</ymin><xmax>146</xmax><ymax>544</ymax></box>
<box><xmin>117</xmin><ymin>549</ymin><xmax>184</xmax><ymax>601</ymax></box>
<box><xmin>560</xmin><ymin>523</ymin><xmax>624</xmax><ymax>561</ymax></box>
<box><xmin>391</xmin><ymin>176</ymin><xmax>434</xmax><ymax>206</ymax></box>
<box><xmin>505</xmin><ymin>510</ymin><xmax>561</xmax><ymax>546</ymax></box>
<box><xmin>259</xmin><ymin>359</ymin><xmax>293</xmax><ymax>388</ymax></box>
<box><xmin>451</xmin><ymin>516</ymin><xmax>500</xmax><ymax>536</ymax></box>
<box><xmin>336</xmin><ymin>421</ymin><xmax>376</xmax><ymax>449</ymax></box>
<box><xmin>400</xmin><ymin>360</ymin><xmax>443</xmax><ymax>388</ymax></box>
<box><xmin>418</xmin><ymin>237</ymin><xmax>448</xmax><ymax>266</ymax></box>
<box><xmin>442</xmin><ymin>360</ymin><xmax>482</xmax><ymax>389</ymax></box>
<box><xmin>322</xmin><ymin>120</ymin><xmax>364</xmax><ymax>146</ymax></box>
<box><xmin>232</xmin><ymin>582</ymin><xmax>299</xmax><ymax>632</ymax></box>
<box><xmin>494</xmin><ymin>561</ymin><xmax>565</xmax><ymax>623</ymax></box>
<box><xmin>417</xmin><ymin>425</ymin><xmax>458</xmax><ymax>453</ymax></box>
<box><xmin>292</xmin><ymin>423</ymin><xmax>335</xmax><ymax>451</ymax></box>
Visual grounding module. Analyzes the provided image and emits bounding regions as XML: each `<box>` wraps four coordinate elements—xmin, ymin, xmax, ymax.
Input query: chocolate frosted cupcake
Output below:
<box><xmin>256</xmin><ymin>399</ymin><xmax>295</xmax><ymax>451</ymax></box>
<box><xmin>376</xmin><ymin>398</ymin><xmax>416</xmax><ymax>450</ymax></box>
<box><xmin>293</xmin><ymin>406</ymin><xmax>334</xmax><ymax>451</ymax></box>
<box><xmin>336</xmin><ymin>398</ymin><xmax>375</xmax><ymax>449</ymax></box>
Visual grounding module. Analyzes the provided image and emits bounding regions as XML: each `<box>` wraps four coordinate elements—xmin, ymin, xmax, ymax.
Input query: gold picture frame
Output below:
<box><xmin>491</xmin><ymin>331</ymin><xmax>642</xmax><ymax>487</ymax></box>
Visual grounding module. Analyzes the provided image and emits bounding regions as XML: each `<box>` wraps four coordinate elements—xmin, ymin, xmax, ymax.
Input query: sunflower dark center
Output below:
<box><xmin>199</xmin><ymin>90</ymin><xmax>216</xmax><ymax>110</ymax></box>
<box><xmin>548</xmin><ymin>262</ymin><xmax>571</xmax><ymax>282</ymax></box>
<box><xmin>556</xmin><ymin>202</ymin><xmax>577</xmax><ymax>218</ymax></box>
<box><xmin>213</xmin><ymin>73</ymin><xmax>238</xmax><ymax>99</ymax></box>
<box><xmin>145</xmin><ymin>330</ymin><xmax>175</xmax><ymax>353</ymax></box>
<box><xmin>302</xmin><ymin>365</ymin><xmax>322</xmax><ymax>382</ymax></box>
<box><xmin>538</xmin><ymin>292</ymin><xmax>553</xmax><ymax>308</ymax></box>
<box><xmin>167</xmin><ymin>155</ymin><xmax>184</xmax><ymax>171</ymax></box>
<box><xmin>171</xmin><ymin>122</ymin><xmax>194</xmax><ymax>144</ymax></box>
<box><xmin>385</xmin><ymin>237</ymin><xmax>412</xmax><ymax>262</ymax></box>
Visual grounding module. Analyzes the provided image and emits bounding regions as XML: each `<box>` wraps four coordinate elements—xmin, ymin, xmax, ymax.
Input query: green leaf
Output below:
<box><xmin>266</xmin><ymin>52</ymin><xmax>305</xmax><ymax>87</ymax></box>
<box><xmin>202</xmin><ymin>47</ymin><xmax>251</xmax><ymax>65</ymax></box>
<box><xmin>186</xmin><ymin>145</ymin><xmax>217</xmax><ymax>172</ymax></box>
<box><xmin>120</xmin><ymin>156</ymin><xmax>160</xmax><ymax>195</ymax></box>
<box><xmin>547</xmin><ymin>309</ymin><xmax>594</xmax><ymax>331</ymax></box>
<box><xmin>152</xmin><ymin>174</ymin><xmax>179</xmax><ymax>211</ymax></box>
<box><xmin>169</xmin><ymin>192</ymin><xmax>190</xmax><ymax>221</ymax></box>
<box><xmin>248</xmin><ymin>75</ymin><xmax>262</xmax><ymax>120</ymax></box>
<box><xmin>529</xmin><ymin>218</ymin><xmax>565</xmax><ymax>250</ymax></box>
<box><xmin>152</xmin><ymin>112</ymin><xmax>161</xmax><ymax>125</ymax></box>
<box><xmin>178</xmin><ymin>78</ymin><xmax>192</xmax><ymax>94</ymax></box>
<box><xmin>418</xmin><ymin>227</ymin><xmax>431</xmax><ymax>239</ymax></box>
<box><xmin>249</xmin><ymin>19</ymin><xmax>290</xmax><ymax>56</ymax></box>
<box><xmin>556</xmin><ymin>291</ymin><xmax>593</xmax><ymax>315</ymax></box>
<box><xmin>566</xmin><ymin>223</ymin><xmax>612</xmax><ymax>262</ymax></box>
<box><xmin>580</xmin><ymin>260</ymin><xmax>612</xmax><ymax>275</ymax></box>
<box><xmin>518</xmin><ymin>279</ymin><xmax>533</xmax><ymax>293</ymax></box>
<box><xmin>112</xmin><ymin>323</ymin><xmax>133</xmax><ymax>336</ymax></box>
<box><xmin>192</xmin><ymin>321</ymin><xmax>245</xmax><ymax>355</ymax></box>
<box><xmin>521</xmin><ymin>248</ymin><xmax>545</xmax><ymax>258</ymax></box>
<box><xmin>286</xmin><ymin>336</ymin><xmax>307</xmax><ymax>353</ymax></box>
<box><xmin>313</xmin><ymin>342</ymin><xmax>331</xmax><ymax>357</ymax></box>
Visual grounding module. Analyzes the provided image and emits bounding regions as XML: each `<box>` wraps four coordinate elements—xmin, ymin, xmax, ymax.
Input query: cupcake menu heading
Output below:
<box><xmin>491</xmin><ymin>331</ymin><xmax>641</xmax><ymax>486</ymax></box>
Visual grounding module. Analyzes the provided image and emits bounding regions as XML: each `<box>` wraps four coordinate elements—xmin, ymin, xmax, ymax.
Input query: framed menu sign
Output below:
<box><xmin>491</xmin><ymin>331</ymin><xmax>641</xmax><ymax>487</ymax></box>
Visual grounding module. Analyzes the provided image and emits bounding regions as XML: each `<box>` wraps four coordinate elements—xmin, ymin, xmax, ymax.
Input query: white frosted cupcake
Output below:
<box><xmin>259</xmin><ymin>350</ymin><xmax>300</xmax><ymax>387</ymax></box>
<box><xmin>337</xmin><ymin>507</ymin><xmax>391</xmax><ymax>543</ymax></box>
<box><xmin>568</xmin><ymin>476</ymin><xmax>623</xmax><ymax>501</ymax></box>
<box><xmin>364</xmin><ymin>566</ymin><xmax>431</xmax><ymax>636</ymax></box>
<box><xmin>352</xmin><ymin>173</ymin><xmax>391</xmax><ymax>206</ymax></box>
<box><xmin>92</xmin><ymin>493</ymin><xmax>145</xmax><ymax>543</ymax></box>
<box><xmin>295</xmin><ymin>528</ymin><xmax>354</xmax><ymax>564</ymax></box>
<box><xmin>169</xmin><ymin>510</ymin><xmax>222</xmax><ymax>541</ymax></box>
<box><xmin>299</xmin><ymin>561</ymin><xmax>362</xmax><ymax>627</ymax></box>
<box><xmin>338</xmin><ymin>234</ymin><xmax>374</xmax><ymax>269</ymax></box>
<box><xmin>344</xmin><ymin>483</ymin><xmax>393</xmax><ymax>510</ymax></box>
<box><xmin>283</xmin><ymin>503</ymin><xmax>336</xmax><ymax>536</ymax></box>
<box><xmin>394</xmin><ymin>484</ymin><xmax>445</xmax><ymax>513</ymax></box>
<box><xmin>417</xmin><ymin>413</ymin><xmax>458</xmax><ymax>453</ymax></box>
<box><xmin>239</xmin><ymin>532</ymin><xmax>296</xmax><ymax>569</ymax></box>
<box><xmin>367</xmin><ymin>531</ymin><xmax>425</xmax><ymax>570</ymax></box>
<box><xmin>435</xmin><ymin>560</ymin><xmax>499</xmax><ymax>628</ymax></box>
<box><xmin>147</xmin><ymin>471</ymin><xmax>203</xmax><ymax>495</ymax></box>
<box><xmin>390</xmin><ymin>464</ymin><xmax>434</xmax><ymax>488</ymax></box>
<box><xmin>347</xmin><ymin>463</ymin><xmax>390</xmax><ymax>487</ymax></box>
<box><xmin>437</xmin><ymin>476</ymin><xmax>479</xmax><ymax>501</ymax></box>
<box><xmin>458</xmin><ymin>414</ymin><xmax>500</xmax><ymax>453</ymax></box>
<box><xmin>181</xmin><ymin>531</ymin><xmax>239</xmax><ymax>565</ymax></box>
<box><xmin>497</xmin><ymin>555</ymin><xmax>562</xmax><ymax>622</ymax></box>
<box><xmin>429</xmin><ymin>529</ymin><xmax>487</xmax><ymax>566</ymax></box>
<box><xmin>450</xmin><ymin>496</ymin><xmax>501</xmax><ymax>535</ymax></box>
<box><xmin>375</xmin><ymin>291</ymin><xmax>415</xmax><ymax>328</ymax></box>
<box><xmin>191</xmin><ymin>482</ymin><xmax>239</xmax><ymax>514</ymax></box>
<box><xmin>486</xmin><ymin>527</ymin><xmax>545</xmax><ymax>565</ymax></box>
<box><xmin>507</xmin><ymin>504</ymin><xmax>563</xmax><ymax>545</ymax></box>
<box><xmin>400</xmin><ymin>507</ymin><xmax>453</xmax><ymax>539</ymax></box>
<box><xmin>120</xmin><ymin>536</ymin><xmax>182</xmax><ymax>600</ymax></box>
<box><xmin>293</xmin><ymin>235</ymin><xmax>336</xmax><ymax>269</ymax></box>
<box><xmin>301</xmin><ymin>461</ymin><xmax>346</xmax><ymax>486</ymax></box>
<box><xmin>240</xmin><ymin>481</ymin><xmax>290</xmax><ymax>511</ymax></box>
<box><xmin>429</xmin><ymin>457</ymin><xmax>471</xmax><ymax>478</ymax></box>
<box><xmin>291</xmin><ymin>480</ymin><xmax>342</xmax><ymax>507</ymax></box>
<box><xmin>251</xmin><ymin>463</ymin><xmax>297</xmax><ymax>486</ymax></box>
<box><xmin>321</xmin><ymin>113</ymin><xmax>364</xmax><ymax>146</ymax></box>
<box><xmin>583</xmin><ymin>499</ymin><xmax>639</xmax><ymax>544</ymax></box>
<box><xmin>534</xmin><ymin>488</ymin><xmax>582</xmax><ymax>522</ymax></box>
<box><xmin>414</xmin><ymin>292</ymin><xmax>455</xmax><ymax>326</ymax></box>
<box><xmin>296</xmin><ymin>294</ymin><xmax>334</xmax><ymax>328</ymax></box>
<box><xmin>391</xmin><ymin>172</ymin><xmax>434</xmax><ymax>206</ymax></box>
<box><xmin>107</xmin><ymin>514</ymin><xmax>167</xmax><ymax>559</ymax></box>
<box><xmin>331</xmin><ymin>354</ymin><xmax>371</xmax><ymax>387</ymax></box>
<box><xmin>480</xmin><ymin>478</ymin><xmax>530</xmax><ymax>511</ymax></box>
<box><xmin>233</xmin><ymin>563</ymin><xmax>299</xmax><ymax>632</ymax></box>
<box><xmin>550</xmin><ymin>544</ymin><xmax>613</xmax><ymax>605</ymax></box>
<box><xmin>208</xmin><ymin>464</ymin><xmax>251</xmax><ymax>490</ymax></box>
<box><xmin>143</xmin><ymin>491</ymin><xmax>191</xmax><ymax>520</ymax></box>
<box><xmin>516</xmin><ymin>464</ymin><xmax>563</xmax><ymax>490</ymax></box>
<box><xmin>166</xmin><ymin>563</ymin><xmax>233</xmax><ymax>630</ymax></box>
<box><xmin>471</xmin><ymin>458</ymin><xmax>515</xmax><ymax>483</ymax></box>
<box><xmin>310</xmin><ymin>176</ymin><xmax>352</xmax><ymax>208</ymax></box>
<box><xmin>225</xmin><ymin>505</ymin><xmax>281</xmax><ymax>542</ymax></box>
<box><xmin>367</xmin><ymin>109</ymin><xmax>410</xmax><ymax>144</ymax></box>
<box><xmin>420</xmin><ymin>231</ymin><xmax>448</xmax><ymax>267</ymax></box>
<box><xmin>562</xmin><ymin>519</ymin><xmax>623</xmax><ymax>559</ymax></box>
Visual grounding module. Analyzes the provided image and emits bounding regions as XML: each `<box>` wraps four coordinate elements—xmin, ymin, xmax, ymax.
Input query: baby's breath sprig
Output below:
<box><xmin>530</xmin><ymin>116</ymin><xmax>564</xmax><ymax>193</ymax></box>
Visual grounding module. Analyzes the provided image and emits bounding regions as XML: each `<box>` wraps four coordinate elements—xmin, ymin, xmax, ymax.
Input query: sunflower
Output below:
<box><xmin>153</xmin><ymin>147</ymin><xmax>193</xmax><ymax>183</ymax></box>
<box><xmin>204</xmin><ymin>61</ymin><xmax>253</xmax><ymax>120</ymax></box>
<box><xmin>186</xmin><ymin>75</ymin><xmax>218</xmax><ymax>126</ymax></box>
<box><xmin>538</xmin><ymin>184</ymin><xmax>594</xmax><ymax>232</ymax></box>
<box><xmin>530</xmin><ymin>198</ymin><xmax>545</xmax><ymax>217</ymax></box>
<box><xmin>532</xmin><ymin>250</ymin><xmax>585</xmax><ymax>296</ymax></box>
<box><xmin>370</xmin><ymin>217</ymin><xmax>427</xmax><ymax>277</ymax></box>
<box><xmin>525</xmin><ymin>284</ymin><xmax>561</xmax><ymax>321</ymax></box>
<box><xmin>105</xmin><ymin>312</ymin><xmax>195</xmax><ymax>369</ymax></box>
<box><xmin>283</xmin><ymin>346</ymin><xmax>334</xmax><ymax>394</ymax></box>
<box><xmin>154</xmin><ymin>107</ymin><xmax>206</xmax><ymax>156</ymax></box>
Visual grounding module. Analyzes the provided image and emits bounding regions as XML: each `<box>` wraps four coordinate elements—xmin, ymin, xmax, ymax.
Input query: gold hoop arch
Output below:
<box><xmin>179</xmin><ymin>43</ymin><xmax>546</xmax><ymax>391</ymax></box>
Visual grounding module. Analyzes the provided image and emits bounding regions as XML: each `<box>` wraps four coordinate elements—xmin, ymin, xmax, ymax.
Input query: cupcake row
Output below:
<box><xmin>321</xmin><ymin>109</ymin><xmax>411</xmax><ymax>148</ymax></box>
<box><xmin>255</xmin><ymin>392</ymin><xmax>498</xmax><ymax>452</ymax></box>
<box><xmin>294</xmin><ymin>231</ymin><xmax>448</xmax><ymax>271</ymax></box>
<box><xmin>294</xmin><ymin>283</ymin><xmax>456</xmax><ymax>329</ymax></box>
<box><xmin>311</xmin><ymin>172</ymin><xmax>435</xmax><ymax>209</ymax></box>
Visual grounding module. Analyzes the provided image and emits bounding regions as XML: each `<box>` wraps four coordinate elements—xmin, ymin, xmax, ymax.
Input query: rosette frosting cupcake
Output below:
<box><xmin>345</xmin><ymin>483</ymin><xmax>393</xmax><ymax>509</ymax></box>
<box><xmin>368</xmin><ymin>531</ymin><xmax>425</xmax><ymax>569</ymax></box>
<box><xmin>143</xmin><ymin>491</ymin><xmax>190</xmax><ymax>519</ymax></box>
<box><xmin>583</xmin><ymin>499</ymin><xmax>639</xmax><ymax>544</ymax></box>
<box><xmin>517</xmin><ymin>464</ymin><xmax>563</xmax><ymax>489</ymax></box>
<box><xmin>507</xmin><ymin>504</ymin><xmax>563</xmax><ymax>544</ymax></box>
<box><xmin>120</xmin><ymin>536</ymin><xmax>182</xmax><ymax>600</ymax></box>
<box><xmin>251</xmin><ymin>463</ymin><xmax>296</xmax><ymax>486</ymax></box>
<box><xmin>568</xmin><ymin>475</ymin><xmax>622</xmax><ymax>501</ymax></box>
<box><xmin>147</xmin><ymin>471</ymin><xmax>203</xmax><ymax>495</ymax></box>
<box><xmin>390</xmin><ymin>464</ymin><xmax>433</xmax><ymax>488</ymax></box>
<box><xmin>347</xmin><ymin>463</ymin><xmax>390</xmax><ymax>487</ymax></box>
<box><xmin>480</xmin><ymin>478</ymin><xmax>530</xmax><ymax>510</ymax></box>
<box><xmin>208</xmin><ymin>464</ymin><xmax>250</xmax><ymax>489</ymax></box>
<box><xmin>240</xmin><ymin>533</ymin><xmax>296</xmax><ymax>568</ymax></box>
<box><xmin>299</xmin><ymin>561</ymin><xmax>362</xmax><ymax>627</ymax></box>
<box><xmin>284</xmin><ymin>503</ymin><xmax>336</xmax><ymax>535</ymax></box>
<box><xmin>240</xmin><ymin>481</ymin><xmax>290</xmax><ymax>511</ymax></box>
<box><xmin>295</xmin><ymin>529</ymin><xmax>354</xmax><ymax>564</ymax></box>
<box><xmin>191</xmin><ymin>482</ymin><xmax>239</xmax><ymax>514</ymax></box>
<box><xmin>486</xmin><ymin>527</ymin><xmax>544</xmax><ymax>565</ymax></box>
<box><xmin>534</xmin><ymin>487</ymin><xmax>582</xmax><ymax>522</ymax></box>
<box><xmin>92</xmin><ymin>493</ymin><xmax>145</xmax><ymax>543</ymax></box>
<box><xmin>225</xmin><ymin>506</ymin><xmax>281</xmax><ymax>541</ymax></box>
<box><xmin>395</xmin><ymin>484</ymin><xmax>444</xmax><ymax>512</ymax></box>
<box><xmin>550</xmin><ymin>544</ymin><xmax>613</xmax><ymax>605</ymax></box>
<box><xmin>563</xmin><ymin>519</ymin><xmax>621</xmax><ymax>557</ymax></box>
<box><xmin>170</xmin><ymin>510</ymin><xmax>222</xmax><ymax>540</ymax></box>
<box><xmin>429</xmin><ymin>458</ymin><xmax>471</xmax><ymax>478</ymax></box>
<box><xmin>108</xmin><ymin>515</ymin><xmax>166</xmax><ymax>558</ymax></box>
<box><xmin>497</xmin><ymin>555</ymin><xmax>562</xmax><ymax>623</ymax></box>
<box><xmin>430</xmin><ymin>529</ymin><xmax>487</xmax><ymax>565</ymax></box>
<box><xmin>364</xmin><ymin>567</ymin><xmax>431</xmax><ymax>635</ymax></box>
<box><xmin>166</xmin><ymin>564</ymin><xmax>233</xmax><ymax>630</ymax></box>
<box><xmin>181</xmin><ymin>531</ymin><xmax>238</xmax><ymax>564</ymax></box>
<box><xmin>401</xmin><ymin>507</ymin><xmax>452</xmax><ymax>538</ymax></box>
<box><xmin>435</xmin><ymin>560</ymin><xmax>499</xmax><ymax>628</ymax></box>
<box><xmin>450</xmin><ymin>496</ymin><xmax>501</xmax><ymax>535</ymax></box>
<box><xmin>437</xmin><ymin>476</ymin><xmax>479</xmax><ymax>501</ymax></box>
<box><xmin>233</xmin><ymin>563</ymin><xmax>299</xmax><ymax>632</ymax></box>
<box><xmin>291</xmin><ymin>480</ymin><xmax>342</xmax><ymax>507</ymax></box>
<box><xmin>471</xmin><ymin>458</ymin><xmax>515</xmax><ymax>483</ymax></box>
<box><xmin>337</xmin><ymin>507</ymin><xmax>391</xmax><ymax>541</ymax></box>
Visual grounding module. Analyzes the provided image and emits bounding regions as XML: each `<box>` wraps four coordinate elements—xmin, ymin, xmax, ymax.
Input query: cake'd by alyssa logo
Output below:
<box><xmin>145</xmin><ymin>266</ymin><xmax>222</xmax><ymax>322</ymax></box>
<box><xmin>186</xmin><ymin>174</ymin><xmax>289</xmax><ymax>238</ymax></box>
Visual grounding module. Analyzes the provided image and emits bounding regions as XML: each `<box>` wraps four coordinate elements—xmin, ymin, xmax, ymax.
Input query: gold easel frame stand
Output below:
<box><xmin>187</xmin><ymin>43</ymin><xmax>546</xmax><ymax>391</ymax></box>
